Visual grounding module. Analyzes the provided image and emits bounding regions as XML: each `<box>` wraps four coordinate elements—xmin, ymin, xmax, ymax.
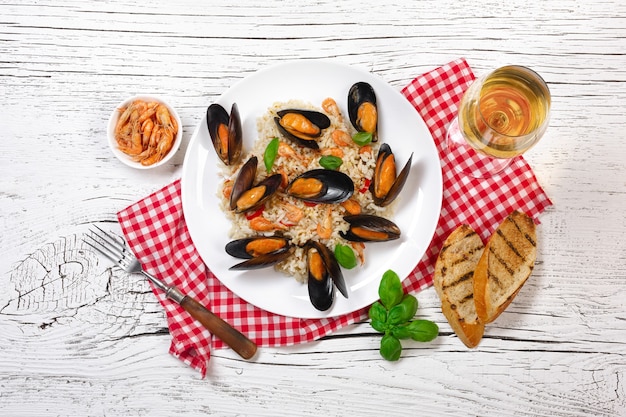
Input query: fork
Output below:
<box><xmin>84</xmin><ymin>225</ymin><xmax>257</xmax><ymax>360</ymax></box>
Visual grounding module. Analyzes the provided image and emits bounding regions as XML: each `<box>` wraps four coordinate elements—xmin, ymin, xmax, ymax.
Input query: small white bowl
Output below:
<box><xmin>107</xmin><ymin>94</ymin><xmax>183</xmax><ymax>169</ymax></box>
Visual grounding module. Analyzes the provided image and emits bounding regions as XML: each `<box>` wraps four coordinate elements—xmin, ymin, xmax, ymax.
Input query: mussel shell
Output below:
<box><xmin>274</xmin><ymin>109</ymin><xmax>331</xmax><ymax>149</ymax></box>
<box><xmin>340</xmin><ymin>214</ymin><xmax>401</xmax><ymax>242</ymax></box>
<box><xmin>233</xmin><ymin>173</ymin><xmax>282</xmax><ymax>213</ymax></box>
<box><xmin>207</xmin><ymin>103</ymin><xmax>242</xmax><ymax>165</ymax></box>
<box><xmin>305</xmin><ymin>240</ymin><xmax>348</xmax><ymax>311</ymax></box>
<box><xmin>369</xmin><ymin>143</ymin><xmax>414</xmax><ymax>207</ymax></box>
<box><xmin>286</xmin><ymin>169</ymin><xmax>354</xmax><ymax>204</ymax></box>
<box><xmin>306</xmin><ymin>244</ymin><xmax>334</xmax><ymax>311</ymax></box>
<box><xmin>229</xmin><ymin>250</ymin><xmax>293</xmax><ymax>270</ymax></box>
<box><xmin>230</xmin><ymin>156</ymin><xmax>258</xmax><ymax>210</ymax></box>
<box><xmin>348</xmin><ymin>82</ymin><xmax>378</xmax><ymax>141</ymax></box>
<box><xmin>225</xmin><ymin>236</ymin><xmax>291</xmax><ymax>259</ymax></box>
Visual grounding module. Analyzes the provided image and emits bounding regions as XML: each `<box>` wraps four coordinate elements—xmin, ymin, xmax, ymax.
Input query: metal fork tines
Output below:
<box><xmin>84</xmin><ymin>225</ymin><xmax>169</xmax><ymax>294</ymax></box>
<box><xmin>83</xmin><ymin>225</ymin><xmax>258</xmax><ymax>360</ymax></box>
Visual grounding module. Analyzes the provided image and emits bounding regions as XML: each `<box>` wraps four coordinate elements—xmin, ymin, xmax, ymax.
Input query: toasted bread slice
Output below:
<box><xmin>434</xmin><ymin>224</ymin><xmax>485</xmax><ymax>348</ymax></box>
<box><xmin>473</xmin><ymin>211</ymin><xmax>537</xmax><ymax>324</ymax></box>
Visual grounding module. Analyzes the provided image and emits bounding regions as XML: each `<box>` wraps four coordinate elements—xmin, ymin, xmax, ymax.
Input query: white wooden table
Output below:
<box><xmin>1</xmin><ymin>1</ymin><xmax>625</xmax><ymax>415</ymax></box>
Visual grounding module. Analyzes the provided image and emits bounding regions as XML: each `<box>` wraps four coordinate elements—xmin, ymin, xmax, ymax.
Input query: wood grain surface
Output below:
<box><xmin>1</xmin><ymin>0</ymin><xmax>625</xmax><ymax>416</ymax></box>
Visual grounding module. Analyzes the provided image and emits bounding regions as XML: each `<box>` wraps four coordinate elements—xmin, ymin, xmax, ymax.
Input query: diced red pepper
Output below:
<box><xmin>303</xmin><ymin>201</ymin><xmax>318</xmax><ymax>207</ymax></box>
<box><xmin>245</xmin><ymin>205</ymin><xmax>265</xmax><ymax>220</ymax></box>
<box><xmin>359</xmin><ymin>178</ymin><xmax>371</xmax><ymax>194</ymax></box>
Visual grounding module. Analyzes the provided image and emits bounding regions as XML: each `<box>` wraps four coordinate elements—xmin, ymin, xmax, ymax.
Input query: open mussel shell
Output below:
<box><xmin>226</xmin><ymin>236</ymin><xmax>293</xmax><ymax>270</ymax></box>
<box><xmin>348</xmin><ymin>82</ymin><xmax>378</xmax><ymax>141</ymax></box>
<box><xmin>369</xmin><ymin>143</ymin><xmax>413</xmax><ymax>207</ymax></box>
<box><xmin>305</xmin><ymin>240</ymin><xmax>348</xmax><ymax>311</ymax></box>
<box><xmin>286</xmin><ymin>169</ymin><xmax>354</xmax><ymax>204</ymax></box>
<box><xmin>207</xmin><ymin>102</ymin><xmax>242</xmax><ymax>165</ymax></box>
<box><xmin>274</xmin><ymin>109</ymin><xmax>331</xmax><ymax>150</ymax></box>
<box><xmin>340</xmin><ymin>214</ymin><xmax>401</xmax><ymax>242</ymax></box>
<box><xmin>229</xmin><ymin>157</ymin><xmax>281</xmax><ymax>213</ymax></box>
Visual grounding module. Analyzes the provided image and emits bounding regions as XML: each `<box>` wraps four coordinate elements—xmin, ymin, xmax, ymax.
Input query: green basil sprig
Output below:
<box><xmin>352</xmin><ymin>132</ymin><xmax>373</xmax><ymax>146</ymax></box>
<box><xmin>368</xmin><ymin>270</ymin><xmax>439</xmax><ymax>361</ymax></box>
<box><xmin>334</xmin><ymin>244</ymin><xmax>357</xmax><ymax>269</ymax></box>
<box><xmin>264</xmin><ymin>137</ymin><xmax>279</xmax><ymax>172</ymax></box>
<box><xmin>319</xmin><ymin>155</ymin><xmax>343</xmax><ymax>170</ymax></box>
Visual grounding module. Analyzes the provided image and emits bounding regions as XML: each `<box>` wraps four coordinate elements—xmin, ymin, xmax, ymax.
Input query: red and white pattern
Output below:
<box><xmin>118</xmin><ymin>58</ymin><xmax>552</xmax><ymax>377</ymax></box>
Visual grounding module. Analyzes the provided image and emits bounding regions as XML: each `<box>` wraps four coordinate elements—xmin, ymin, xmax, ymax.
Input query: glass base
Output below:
<box><xmin>446</xmin><ymin>117</ymin><xmax>513</xmax><ymax>178</ymax></box>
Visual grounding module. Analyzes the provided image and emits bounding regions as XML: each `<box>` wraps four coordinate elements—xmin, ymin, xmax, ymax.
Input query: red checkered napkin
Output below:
<box><xmin>118</xmin><ymin>58</ymin><xmax>552</xmax><ymax>377</ymax></box>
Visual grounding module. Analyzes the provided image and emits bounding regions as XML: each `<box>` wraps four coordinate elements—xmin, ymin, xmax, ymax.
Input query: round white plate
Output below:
<box><xmin>181</xmin><ymin>60</ymin><xmax>442</xmax><ymax>319</ymax></box>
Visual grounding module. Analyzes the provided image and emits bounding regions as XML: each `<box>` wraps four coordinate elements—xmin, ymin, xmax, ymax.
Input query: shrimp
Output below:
<box><xmin>140</xmin><ymin>127</ymin><xmax>174</xmax><ymax>165</ymax></box>
<box><xmin>222</xmin><ymin>179</ymin><xmax>233</xmax><ymax>200</ymax></box>
<box><xmin>280</xmin><ymin>203</ymin><xmax>304</xmax><ymax>224</ymax></box>
<box><xmin>141</xmin><ymin>119</ymin><xmax>154</xmax><ymax>148</ymax></box>
<box><xmin>115</xmin><ymin>103</ymin><xmax>135</xmax><ymax>136</ymax></box>
<box><xmin>321</xmin><ymin>147</ymin><xmax>344</xmax><ymax>158</ymax></box>
<box><xmin>156</xmin><ymin>104</ymin><xmax>175</xmax><ymax>132</ymax></box>
<box><xmin>278</xmin><ymin>141</ymin><xmax>304</xmax><ymax>161</ymax></box>
<box><xmin>350</xmin><ymin>241</ymin><xmax>366</xmax><ymax>265</ymax></box>
<box><xmin>322</xmin><ymin>97</ymin><xmax>343</xmax><ymax>121</ymax></box>
<box><xmin>359</xmin><ymin>145</ymin><xmax>373</xmax><ymax>155</ymax></box>
<box><xmin>331</xmin><ymin>130</ymin><xmax>352</xmax><ymax>147</ymax></box>
<box><xmin>249</xmin><ymin>216</ymin><xmax>287</xmax><ymax>232</ymax></box>
<box><xmin>316</xmin><ymin>206</ymin><xmax>333</xmax><ymax>239</ymax></box>
<box><xmin>340</xmin><ymin>198</ymin><xmax>361</xmax><ymax>215</ymax></box>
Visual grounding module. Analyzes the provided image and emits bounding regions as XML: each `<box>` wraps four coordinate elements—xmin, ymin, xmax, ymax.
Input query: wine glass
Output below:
<box><xmin>446</xmin><ymin>65</ymin><xmax>551</xmax><ymax>178</ymax></box>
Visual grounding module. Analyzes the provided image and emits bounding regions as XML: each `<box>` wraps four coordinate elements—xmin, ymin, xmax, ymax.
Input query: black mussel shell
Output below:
<box><xmin>230</xmin><ymin>156</ymin><xmax>258</xmax><ymax>210</ymax></box>
<box><xmin>207</xmin><ymin>103</ymin><xmax>242</xmax><ymax>165</ymax></box>
<box><xmin>286</xmin><ymin>169</ymin><xmax>354</xmax><ymax>204</ymax></box>
<box><xmin>306</xmin><ymin>243</ymin><xmax>334</xmax><ymax>311</ymax></box>
<box><xmin>308</xmin><ymin>240</ymin><xmax>348</xmax><ymax>299</ymax></box>
<box><xmin>369</xmin><ymin>143</ymin><xmax>413</xmax><ymax>207</ymax></box>
<box><xmin>274</xmin><ymin>109</ymin><xmax>331</xmax><ymax>150</ymax></box>
<box><xmin>340</xmin><ymin>214</ymin><xmax>401</xmax><ymax>242</ymax></box>
<box><xmin>305</xmin><ymin>240</ymin><xmax>348</xmax><ymax>311</ymax></box>
<box><xmin>225</xmin><ymin>236</ymin><xmax>292</xmax><ymax>259</ymax></box>
<box><xmin>229</xmin><ymin>250</ymin><xmax>293</xmax><ymax>270</ymax></box>
<box><xmin>348</xmin><ymin>82</ymin><xmax>378</xmax><ymax>141</ymax></box>
<box><xmin>233</xmin><ymin>174</ymin><xmax>282</xmax><ymax>213</ymax></box>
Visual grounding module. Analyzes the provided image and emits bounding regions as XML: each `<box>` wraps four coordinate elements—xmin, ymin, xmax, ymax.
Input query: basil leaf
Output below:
<box><xmin>319</xmin><ymin>155</ymin><xmax>343</xmax><ymax>170</ymax></box>
<box><xmin>380</xmin><ymin>334</ymin><xmax>402</xmax><ymax>361</ymax></box>
<box><xmin>370</xmin><ymin>320</ymin><xmax>387</xmax><ymax>333</ymax></box>
<box><xmin>263</xmin><ymin>137</ymin><xmax>279</xmax><ymax>172</ymax></box>
<box><xmin>390</xmin><ymin>323</ymin><xmax>412</xmax><ymax>340</ymax></box>
<box><xmin>352</xmin><ymin>132</ymin><xmax>372</xmax><ymax>146</ymax></box>
<box><xmin>387</xmin><ymin>294</ymin><xmax>418</xmax><ymax>325</ymax></box>
<box><xmin>368</xmin><ymin>301</ymin><xmax>387</xmax><ymax>324</ymax></box>
<box><xmin>334</xmin><ymin>244</ymin><xmax>357</xmax><ymax>269</ymax></box>
<box><xmin>403</xmin><ymin>320</ymin><xmax>439</xmax><ymax>342</ymax></box>
<box><xmin>379</xmin><ymin>270</ymin><xmax>403</xmax><ymax>310</ymax></box>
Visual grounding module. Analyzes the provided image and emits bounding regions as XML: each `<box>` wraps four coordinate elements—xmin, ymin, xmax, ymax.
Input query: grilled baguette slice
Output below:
<box><xmin>473</xmin><ymin>211</ymin><xmax>537</xmax><ymax>324</ymax></box>
<box><xmin>434</xmin><ymin>224</ymin><xmax>485</xmax><ymax>348</ymax></box>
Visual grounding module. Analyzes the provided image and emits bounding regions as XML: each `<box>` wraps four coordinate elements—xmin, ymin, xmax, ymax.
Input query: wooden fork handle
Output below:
<box><xmin>177</xmin><ymin>294</ymin><xmax>258</xmax><ymax>360</ymax></box>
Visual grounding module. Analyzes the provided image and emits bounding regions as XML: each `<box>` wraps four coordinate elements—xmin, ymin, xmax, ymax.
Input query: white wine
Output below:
<box><xmin>458</xmin><ymin>66</ymin><xmax>550</xmax><ymax>159</ymax></box>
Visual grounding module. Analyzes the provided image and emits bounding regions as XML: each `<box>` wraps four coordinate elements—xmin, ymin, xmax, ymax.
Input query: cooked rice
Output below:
<box><xmin>218</xmin><ymin>98</ymin><xmax>396</xmax><ymax>283</ymax></box>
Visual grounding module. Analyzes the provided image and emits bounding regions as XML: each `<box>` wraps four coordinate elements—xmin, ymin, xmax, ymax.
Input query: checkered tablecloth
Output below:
<box><xmin>117</xmin><ymin>58</ymin><xmax>552</xmax><ymax>377</ymax></box>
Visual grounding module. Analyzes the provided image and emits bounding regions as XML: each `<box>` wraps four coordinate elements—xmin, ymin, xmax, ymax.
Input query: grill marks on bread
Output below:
<box><xmin>434</xmin><ymin>211</ymin><xmax>538</xmax><ymax>348</ymax></box>
<box><xmin>474</xmin><ymin>211</ymin><xmax>537</xmax><ymax>324</ymax></box>
<box><xmin>434</xmin><ymin>225</ymin><xmax>485</xmax><ymax>348</ymax></box>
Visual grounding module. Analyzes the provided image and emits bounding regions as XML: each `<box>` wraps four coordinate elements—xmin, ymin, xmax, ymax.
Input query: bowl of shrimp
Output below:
<box><xmin>107</xmin><ymin>94</ymin><xmax>183</xmax><ymax>169</ymax></box>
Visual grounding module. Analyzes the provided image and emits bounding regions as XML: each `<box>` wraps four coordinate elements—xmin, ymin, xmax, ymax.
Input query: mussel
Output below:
<box><xmin>286</xmin><ymin>169</ymin><xmax>354</xmax><ymax>204</ymax></box>
<box><xmin>274</xmin><ymin>109</ymin><xmax>331</xmax><ymax>149</ymax></box>
<box><xmin>305</xmin><ymin>240</ymin><xmax>348</xmax><ymax>311</ymax></box>
<box><xmin>369</xmin><ymin>143</ymin><xmax>413</xmax><ymax>207</ymax></box>
<box><xmin>340</xmin><ymin>214</ymin><xmax>401</xmax><ymax>242</ymax></box>
<box><xmin>207</xmin><ymin>103</ymin><xmax>242</xmax><ymax>165</ymax></box>
<box><xmin>348</xmin><ymin>82</ymin><xmax>378</xmax><ymax>141</ymax></box>
<box><xmin>230</xmin><ymin>156</ymin><xmax>281</xmax><ymax>213</ymax></box>
<box><xmin>226</xmin><ymin>236</ymin><xmax>293</xmax><ymax>270</ymax></box>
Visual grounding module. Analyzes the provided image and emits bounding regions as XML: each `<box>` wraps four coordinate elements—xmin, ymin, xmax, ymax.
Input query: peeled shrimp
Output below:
<box><xmin>316</xmin><ymin>206</ymin><xmax>333</xmax><ymax>239</ymax></box>
<box><xmin>249</xmin><ymin>216</ymin><xmax>287</xmax><ymax>232</ymax></box>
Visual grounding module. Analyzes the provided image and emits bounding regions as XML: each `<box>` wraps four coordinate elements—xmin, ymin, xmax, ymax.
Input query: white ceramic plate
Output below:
<box><xmin>181</xmin><ymin>60</ymin><xmax>442</xmax><ymax>319</ymax></box>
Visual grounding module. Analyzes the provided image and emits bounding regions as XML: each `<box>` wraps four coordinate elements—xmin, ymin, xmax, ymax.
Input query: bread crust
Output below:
<box><xmin>434</xmin><ymin>224</ymin><xmax>485</xmax><ymax>348</ymax></box>
<box><xmin>473</xmin><ymin>211</ymin><xmax>537</xmax><ymax>323</ymax></box>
